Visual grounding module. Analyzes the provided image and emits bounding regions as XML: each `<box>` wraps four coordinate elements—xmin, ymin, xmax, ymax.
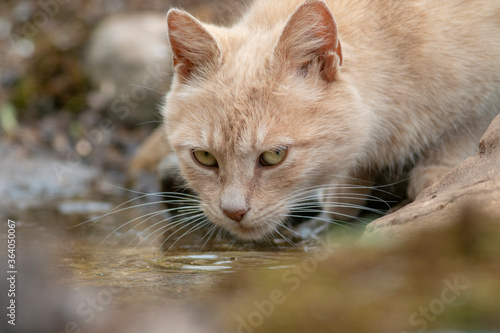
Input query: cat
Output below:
<box><xmin>159</xmin><ymin>0</ymin><xmax>500</xmax><ymax>240</ymax></box>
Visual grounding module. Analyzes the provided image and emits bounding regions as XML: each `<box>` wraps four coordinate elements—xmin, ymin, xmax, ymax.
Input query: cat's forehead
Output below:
<box><xmin>195</xmin><ymin>89</ymin><xmax>288</xmax><ymax>155</ymax></box>
<box><xmin>173</xmin><ymin>82</ymin><xmax>296</xmax><ymax>157</ymax></box>
<box><xmin>218</xmin><ymin>28</ymin><xmax>278</xmax><ymax>78</ymax></box>
<box><xmin>172</xmin><ymin>82</ymin><xmax>321</xmax><ymax>157</ymax></box>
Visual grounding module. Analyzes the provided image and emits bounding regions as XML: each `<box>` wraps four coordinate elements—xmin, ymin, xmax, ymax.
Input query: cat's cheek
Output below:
<box><xmin>178</xmin><ymin>160</ymin><xmax>219</xmax><ymax>191</ymax></box>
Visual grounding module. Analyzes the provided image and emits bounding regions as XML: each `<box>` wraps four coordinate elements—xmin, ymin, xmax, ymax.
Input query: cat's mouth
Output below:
<box><xmin>221</xmin><ymin>200</ymin><xmax>323</xmax><ymax>240</ymax></box>
<box><xmin>232</xmin><ymin>223</ymin><xmax>267</xmax><ymax>240</ymax></box>
<box><xmin>226</xmin><ymin>219</ymin><xmax>282</xmax><ymax>240</ymax></box>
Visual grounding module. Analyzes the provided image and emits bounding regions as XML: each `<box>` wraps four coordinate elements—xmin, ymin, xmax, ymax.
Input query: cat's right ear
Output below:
<box><xmin>167</xmin><ymin>9</ymin><xmax>221</xmax><ymax>81</ymax></box>
<box><xmin>273</xmin><ymin>0</ymin><xmax>342</xmax><ymax>82</ymax></box>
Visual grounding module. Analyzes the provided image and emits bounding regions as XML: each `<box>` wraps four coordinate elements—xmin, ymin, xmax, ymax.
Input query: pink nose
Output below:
<box><xmin>223</xmin><ymin>208</ymin><xmax>248</xmax><ymax>222</ymax></box>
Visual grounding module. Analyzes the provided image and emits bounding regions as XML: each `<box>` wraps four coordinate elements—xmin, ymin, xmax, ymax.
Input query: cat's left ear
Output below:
<box><xmin>167</xmin><ymin>9</ymin><xmax>221</xmax><ymax>81</ymax></box>
<box><xmin>273</xmin><ymin>0</ymin><xmax>342</xmax><ymax>82</ymax></box>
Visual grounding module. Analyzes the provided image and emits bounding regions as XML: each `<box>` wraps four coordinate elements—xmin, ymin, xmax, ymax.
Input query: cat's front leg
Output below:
<box><xmin>408</xmin><ymin>129</ymin><xmax>481</xmax><ymax>200</ymax></box>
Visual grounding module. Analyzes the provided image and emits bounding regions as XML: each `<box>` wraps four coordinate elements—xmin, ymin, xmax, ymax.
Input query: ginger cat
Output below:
<box><xmin>158</xmin><ymin>0</ymin><xmax>500</xmax><ymax>240</ymax></box>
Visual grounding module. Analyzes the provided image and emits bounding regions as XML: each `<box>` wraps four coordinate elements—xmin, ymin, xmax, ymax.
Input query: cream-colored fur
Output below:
<box><xmin>162</xmin><ymin>0</ymin><xmax>500</xmax><ymax>240</ymax></box>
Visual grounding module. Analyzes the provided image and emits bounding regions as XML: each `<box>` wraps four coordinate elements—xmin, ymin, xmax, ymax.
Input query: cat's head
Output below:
<box><xmin>163</xmin><ymin>0</ymin><xmax>370</xmax><ymax>240</ymax></box>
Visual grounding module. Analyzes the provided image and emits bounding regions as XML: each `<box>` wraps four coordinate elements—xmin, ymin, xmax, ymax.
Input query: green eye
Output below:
<box><xmin>259</xmin><ymin>147</ymin><xmax>288</xmax><ymax>167</ymax></box>
<box><xmin>193</xmin><ymin>150</ymin><xmax>218</xmax><ymax>167</ymax></box>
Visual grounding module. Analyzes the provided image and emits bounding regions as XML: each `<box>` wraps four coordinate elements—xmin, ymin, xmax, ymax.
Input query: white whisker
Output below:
<box><xmin>199</xmin><ymin>224</ymin><xmax>218</xmax><ymax>250</ymax></box>
<box><xmin>272</xmin><ymin>223</ymin><xmax>300</xmax><ymax>249</ymax></box>
<box><xmin>160</xmin><ymin>214</ymin><xmax>207</xmax><ymax>243</ymax></box>
<box><xmin>127</xmin><ymin>211</ymin><xmax>204</xmax><ymax>249</ymax></box>
<box><xmin>145</xmin><ymin>213</ymin><xmax>207</xmax><ymax>248</ymax></box>
<box><xmin>100</xmin><ymin>205</ymin><xmax>200</xmax><ymax>246</ymax></box>
<box><xmin>165</xmin><ymin>219</ymin><xmax>211</xmax><ymax>252</ymax></box>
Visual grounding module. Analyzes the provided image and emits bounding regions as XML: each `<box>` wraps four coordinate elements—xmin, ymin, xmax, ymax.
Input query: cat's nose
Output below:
<box><xmin>223</xmin><ymin>208</ymin><xmax>248</xmax><ymax>222</ymax></box>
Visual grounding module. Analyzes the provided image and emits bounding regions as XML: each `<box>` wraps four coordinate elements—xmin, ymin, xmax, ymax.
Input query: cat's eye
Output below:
<box><xmin>193</xmin><ymin>150</ymin><xmax>218</xmax><ymax>167</ymax></box>
<box><xmin>259</xmin><ymin>147</ymin><xmax>288</xmax><ymax>167</ymax></box>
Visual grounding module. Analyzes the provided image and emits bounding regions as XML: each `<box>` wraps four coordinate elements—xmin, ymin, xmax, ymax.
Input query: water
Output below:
<box><xmin>8</xmin><ymin>194</ymin><xmax>306</xmax><ymax>305</ymax></box>
<box><xmin>3</xmin><ymin>175</ymin><xmax>499</xmax><ymax>333</ymax></box>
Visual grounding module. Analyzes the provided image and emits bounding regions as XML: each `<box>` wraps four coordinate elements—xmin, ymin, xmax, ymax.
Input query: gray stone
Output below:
<box><xmin>0</xmin><ymin>144</ymin><xmax>98</xmax><ymax>210</ymax></box>
<box><xmin>85</xmin><ymin>13</ymin><xmax>173</xmax><ymax>125</ymax></box>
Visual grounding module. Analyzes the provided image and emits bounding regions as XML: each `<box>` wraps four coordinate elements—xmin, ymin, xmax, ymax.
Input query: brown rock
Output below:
<box><xmin>362</xmin><ymin>114</ymin><xmax>500</xmax><ymax>240</ymax></box>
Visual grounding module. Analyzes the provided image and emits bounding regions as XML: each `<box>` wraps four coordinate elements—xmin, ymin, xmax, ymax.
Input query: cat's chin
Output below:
<box><xmin>226</xmin><ymin>222</ymin><xmax>275</xmax><ymax>241</ymax></box>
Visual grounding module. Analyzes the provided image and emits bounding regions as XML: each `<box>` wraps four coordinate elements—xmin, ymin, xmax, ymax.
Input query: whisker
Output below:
<box><xmin>140</xmin><ymin>219</ymin><xmax>194</xmax><ymax>248</ymax></box>
<box><xmin>271</xmin><ymin>223</ymin><xmax>300</xmax><ymax>249</ymax></box>
<box><xmin>279</xmin><ymin>222</ymin><xmax>303</xmax><ymax>238</ymax></box>
<box><xmin>226</xmin><ymin>237</ymin><xmax>238</xmax><ymax>252</ymax></box>
<box><xmin>215</xmin><ymin>227</ymin><xmax>225</xmax><ymax>243</ymax></box>
<box><xmin>280</xmin><ymin>213</ymin><xmax>358</xmax><ymax>231</ymax></box>
<box><xmin>128</xmin><ymin>83</ymin><xmax>163</xmax><ymax>94</ymax></box>
<box><xmin>288</xmin><ymin>204</ymin><xmax>387</xmax><ymax>216</ymax></box>
<box><xmin>76</xmin><ymin>198</ymin><xmax>199</xmax><ymax>230</ymax></box>
<box><xmin>165</xmin><ymin>219</ymin><xmax>211</xmax><ymax>252</ymax></box>
<box><xmin>199</xmin><ymin>224</ymin><xmax>218</xmax><ymax>250</ymax></box>
<box><xmin>104</xmin><ymin>184</ymin><xmax>202</xmax><ymax>203</ymax></box>
<box><xmin>143</xmin><ymin>213</ymin><xmax>206</xmax><ymax>248</ymax></box>
<box><xmin>101</xmin><ymin>209</ymin><xmax>169</xmax><ymax>246</ymax></box>
<box><xmin>135</xmin><ymin>120</ymin><xmax>163</xmax><ymax>126</ymax></box>
<box><xmin>262</xmin><ymin>225</ymin><xmax>275</xmax><ymax>249</ymax></box>
<box><xmin>125</xmin><ymin>211</ymin><xmax>204</xmax><ymax>249</ymax></box>
<box><xmin>284</xmin><ymin>183</ymin><xmax>403</xmax><ymax>203</ymax></box>
<box><xmin>118</xmin><ymin>215</ymin><xmax>194</xmax><ymax>253</ymax></box>
<box><xmin>289</xmin><ymin>195</ymin><xmax>392</xmax><ymax>212</ymax></box>
<box><xmin>290</xmin><ymin>192</ymin><xmax>393</xmax><ymax>203</ymax></box>
<box><xmin>158</xmin><ymin>215</ymin><xmax>208</xmax><ymax>249</ymax></box>
<box><xmin>100</xmin><ymin>205</ymin><xmax>200</xmax><ymax>246</ymax></box>
<box><xmin>70</xmin><ymin>193</ymin><xmax>163</xmax><ymax>229</ymax></box>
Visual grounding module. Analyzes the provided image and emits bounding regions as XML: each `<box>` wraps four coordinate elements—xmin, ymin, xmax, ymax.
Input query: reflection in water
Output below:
<box><xmin>11</xmin><ymin>194</ymin><xmax>310</xmax><ymax>304</ymax></box>
<box><xmin>3</xmin><ymin>188</ymin><xmax>359</xmax><ymax>333</ymax></box>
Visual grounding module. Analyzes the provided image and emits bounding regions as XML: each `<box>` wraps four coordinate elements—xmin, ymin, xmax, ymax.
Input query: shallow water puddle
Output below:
<box><xmin>7</xmin><ymin>196</ymin><xmax>306</xmax><ymax>303</ymax></box>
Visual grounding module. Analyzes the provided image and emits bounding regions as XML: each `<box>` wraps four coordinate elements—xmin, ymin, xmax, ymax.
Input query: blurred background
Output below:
<box><xmin>0</xmin><ymin>0</ymin><xmax>244</xmax><ymax>209</ymax></box>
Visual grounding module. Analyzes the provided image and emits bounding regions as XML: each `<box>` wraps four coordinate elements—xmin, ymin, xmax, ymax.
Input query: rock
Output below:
<box><xmin>361</xmin><ymin>113</ymin><xmax>500</xmax><ymax>240</ymax></box>
<box><xmin>0</xmin><ymin>144</ymin><xmax>98</xmax><ymax>210</ymax></box>
<box><xmin>85</xmin><ymin>13</ymin><xmax>173</xmax><ymax>125</ymax></box>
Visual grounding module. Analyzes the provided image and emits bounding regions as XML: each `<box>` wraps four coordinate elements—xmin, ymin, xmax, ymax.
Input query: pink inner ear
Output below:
<box><xmin>167</xmin><ymin>19</ymin><xmax>192</xmax><ymax>78</ymax></box>
<box><xmin>275</xmin><ymin>0</ymin><xmax>343</xmax><ymax>81</ymax></box>
<box><xmin>167</xmin><ymin>9</ymin><xmax>220</xmax><ymax>80</ymax></box>
<box><xmin>310</xmin><ymin>4</ymin><xmax>343</xmax><ymax>67</ymax></box>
